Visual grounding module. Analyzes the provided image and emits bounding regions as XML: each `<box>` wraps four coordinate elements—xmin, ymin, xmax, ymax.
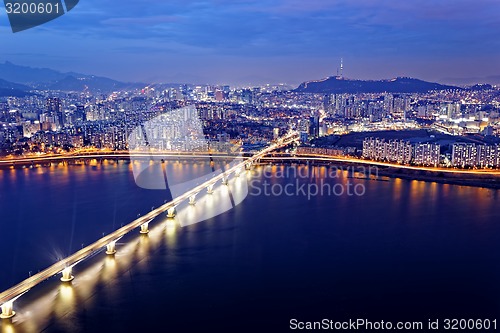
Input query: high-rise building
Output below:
<box><xmin>477</xmin><ymin>144</ymin><xmax>498</xmax><ymax>168</ymax></box>
<box><xmin>452</xmin><ymin>143</ymin><xmax>500</xmax><ymax>168</ymax></box>
<box><xmin>452</xmin><ymin>143</ymin><xmax>479</xmax><ymax>168</ymax></box>
<box><xmin>308</xmin><ymin>114</ymin><xmax>320</xmax><ymax>138</ymax></box>
<box><xmin>363</xmin><ymin>137</ymin><xmax>413</xmax><ymax>164</ymax></box>
<box><xmin>323</xmin><ymin>94</ymin><xmax>333</xmax><ymax>114</ymax></box>
<box><xmin>46</xmin><ymin>97</ymin><xmax>64</xmax><ymax>128</ymax></box>
<box><xmin>446</xmin><ymin>103</ymin><xmax>461</xmax><ymax>119</ymax></box>
<box><xmin>414</xmin><ymin>143</ymin><xmax>441</xmax><ymax>166</ymax></box>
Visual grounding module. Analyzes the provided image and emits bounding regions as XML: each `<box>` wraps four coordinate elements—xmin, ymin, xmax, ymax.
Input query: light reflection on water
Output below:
<box><xmin>1</xmin><ymin>164</ymin><xmax>246</xmax><ymax>332</ymax></box>
<box><xmin>1</xmin><ymin>162</ymin><xmax>499</xmax><ymax>332</ymax></box>
<box><xmin>6</xmin><ymin>214</ymin><xmax>183</xmax><ymax>333</ymax></box>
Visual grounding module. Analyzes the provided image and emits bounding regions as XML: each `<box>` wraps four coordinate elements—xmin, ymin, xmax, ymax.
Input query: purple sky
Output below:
<box><xmin>1</xmin><ymin>0</ymin><xmax>500</xmax><ymax>85</ymax></box>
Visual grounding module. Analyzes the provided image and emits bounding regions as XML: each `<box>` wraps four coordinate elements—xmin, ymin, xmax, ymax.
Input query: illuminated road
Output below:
<box><xmin>0</xmin><ymin>151</ymin><xmax>245</xmax><ymax>166</ymax></box>
<box><xmin>0</xmin><ymin>132</ymin><xmax>299</xmax><ymax>311</ymax></box>
<box><xmin>263</xmin><ymin>153</ymin><xmax>500</xmax><ymax>175</ymax></box>
<box><xmin>4</xmin><ymin>151</ymin><xmax>500</xmax><ymax>176</ymax></box>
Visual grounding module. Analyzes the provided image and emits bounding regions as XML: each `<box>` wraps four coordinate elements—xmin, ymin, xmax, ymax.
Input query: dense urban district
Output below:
<box><xmin>1</xmin><ymin>62</ymin><xmax>500</xmax><ymax>170</ymax></box>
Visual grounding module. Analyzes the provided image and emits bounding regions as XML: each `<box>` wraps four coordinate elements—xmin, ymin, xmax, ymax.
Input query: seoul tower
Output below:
<box><xmin>340</xmin><ymin>58</ymin><xmax>344</xmax><ymax>79</ymax></box>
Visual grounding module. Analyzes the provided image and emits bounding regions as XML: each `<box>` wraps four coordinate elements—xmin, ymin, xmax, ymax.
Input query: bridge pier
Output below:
<box><xmin>221</xmin><ymin>177</ymin><xmax>228</xmax><ymax>185</ymax></box>
<box><xmin>167</xmin><ymin>207</ymin><xmax>176</xmax><ymax>218</ymax></box>
<box><xmin>0</xmin><ymin>301</ymin><xmax>15</xmax><ymax>319</ymax></box>
<box><xmin>106</xmin><ymin>241</ymin><xmax>117</xmax><ymax>255</ymax></box>
<box><xmin>207</xmin><ymin>184</ymin><xmax>214</xmax><ymax>194</ymax></box>
<box><xmin>140</xmin><ymin>222</ymin><xmax>150</xmax><ymax>234</ymax></box>
<box><xmin>60</xmin><ymin>267</ymin><xmax>74</xmax><ymax>282</ymax></box>
<box><xmin>189</xmin><ymin>194</ymin><xmax>197</xmax><ymax>205</ymax></box>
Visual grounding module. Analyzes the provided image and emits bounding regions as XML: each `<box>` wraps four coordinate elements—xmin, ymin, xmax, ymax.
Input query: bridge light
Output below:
<box><xmin>140</xmin><ymin>222</ymin><xmax>150</xmax><ymax>234</ymax></box>
<box><xmin>106</xmin><ymin>241</ymin><xmax>117</xmax><ymax>255</ymax></box>
<box><xmin>60</xmin><ymin>267</ymin><xmax>74</xmax><ymax>282</ymax></box>
<box><xmin>189</xmin><ymin>194</ymin><xmax>197</xmax><ymax>205</ymax></box>
<box><xmin>167</xmin><ymin>207</ymin><xmax>176</xmax><ymax>218</ymax></box>
<box><xmin>0</xmin><ymin>301</ymin><xmax>15</xmax><ymax>319</ymax></box>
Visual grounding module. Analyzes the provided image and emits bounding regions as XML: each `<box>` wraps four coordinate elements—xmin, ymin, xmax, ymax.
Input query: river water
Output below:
<box><xmin>0</xmin><ymin>160</ymin><xmax>499</xmax><ymax>332</ymax></box>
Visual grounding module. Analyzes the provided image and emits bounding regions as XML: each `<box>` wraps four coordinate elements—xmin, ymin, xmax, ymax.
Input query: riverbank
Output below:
<box><xmin>260</xmin><ymin>155</ymin><xmax>500</xmax><ymax>190</ymax></box>
<box><xmin>376</xmin><ymin>167</ymin><xmax>500</xmax><ymax>189</ymax></box>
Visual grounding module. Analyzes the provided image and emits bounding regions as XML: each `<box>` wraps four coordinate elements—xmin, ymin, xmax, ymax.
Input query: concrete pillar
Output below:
<box><xmin>106</xmin><ymin>241</ymin><xmax>117</xmax><ymax>255</ymax></box>
<box><xmin>0</xmin><ymin>301</ymin><xmax>15</xmax><ymax>319</ymax></box>
<box><xmin>167</xmin><ymin>207</ymin><xmax>176</xmax><ymax>218</ymax></box>
<box><xmin>140</xmin><ymin>222</ymin><xmax>149</xmax><ymax>234</ymax></box>
<box><xmin>189</xmin><ymin>194</ymin><xmax>196</xmax><ymax>205</ymax></box>
<box><xmin>61</xmin><ymin>266</ymin><xmax>74</xmax><ymax>282</ymax></box>
<box><xmin>207</xmin><ymin>184</ymin><xmax>214</xmax><ymax>194</ymax></box>
<box><xmin>167</xmin><ymin>207</ymin><xmax>176</xmax><ymax>219</ymax></box>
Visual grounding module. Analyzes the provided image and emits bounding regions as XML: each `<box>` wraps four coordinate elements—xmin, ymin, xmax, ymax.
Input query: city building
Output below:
<box><xmin>413</xmin><ymin>143</ymin><xmax>441</xmax><ymax>166</ymax></box>
<box><xmin>363</xmin><ymin>137</ymin><xmax>412</xmax><ymax>164</ymax></box>
<box><xmin>452</xmin><ymin>143</ymin><xmax>500</xmax><ymax>168</ymax></box>
<box><xmin>308</xmin><ymin>114</ymin><xmax>320</xmax><ymax>138</ymax></box>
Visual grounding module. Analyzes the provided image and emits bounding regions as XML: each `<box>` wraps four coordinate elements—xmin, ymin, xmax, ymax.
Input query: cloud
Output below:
<box><xmin>102</xmin><ymin>15</ymin><xmax>181</xmax><ymax>26</ymax></box>
<box><xmin>2</xmin><ymin>0</ymin><xmax>500</xmax><ymax>84</ymax></box>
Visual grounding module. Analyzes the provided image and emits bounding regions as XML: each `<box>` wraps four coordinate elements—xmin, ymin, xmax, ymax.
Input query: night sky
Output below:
<box><xmin>1</xmin><ymin>0</ymin><xmax>500</xmax><ymax>85</ymax></box>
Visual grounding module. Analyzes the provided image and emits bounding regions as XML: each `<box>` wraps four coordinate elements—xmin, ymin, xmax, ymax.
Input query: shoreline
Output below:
<box><xmin>376</xmin><ymin>167</ymin><xmax>500</xmax><ymax>189</ymax></box>
<box><xmin>2</xmin><ymin>153</ymin><xmax>500</xmax><ymax>190</ymax></box>
<box><xmin>259</xmin><ymin>156</ymin><xmax>500</xmax><ymax>190</ymax></box>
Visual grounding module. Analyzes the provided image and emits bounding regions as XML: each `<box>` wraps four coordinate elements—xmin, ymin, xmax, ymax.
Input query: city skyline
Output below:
<box><xmin>2</xmin><ymin>0</ymin><xmax>500</xmax><ymax>85</ymax></box>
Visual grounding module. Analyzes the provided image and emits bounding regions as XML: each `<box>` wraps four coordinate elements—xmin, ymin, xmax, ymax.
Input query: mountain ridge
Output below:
<box><xmin>0</xmin><ymin>78</ymin><xmax>35</xmax><ymax>97</ymax></box>
<box><xmin>295</xmin><ymin>76</ymin><xmax>460</xmax><ymax>94</ymax></box>
<box><xmin>0</xmin><ymin>61</ymin><xmax>144</xmax><ymax>92</ymax></box>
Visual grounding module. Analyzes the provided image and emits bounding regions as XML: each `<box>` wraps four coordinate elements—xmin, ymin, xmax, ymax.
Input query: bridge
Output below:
<box><xmin>6</xmin><ymin>148</ymin><xmax>500</xmax><ymax>176</ymax></box>
<box><xmin>0</xmin><ymin>151</ymin><xmax>255</xmax><ymax>170</ymax></box>
<box><xmin>0</xmin><ymin>131</ymin><xmax>299</xmax><ymax>319</ymax></box>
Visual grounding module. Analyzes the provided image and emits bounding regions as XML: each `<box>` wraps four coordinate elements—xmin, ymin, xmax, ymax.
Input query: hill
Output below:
<box><xmin>295</xmin><ymin>76</ymin><xmax>460</xmax><ymax>94</ymax></box>
<box><xmin>0</xmin><ymin>61</ymin><xmax>143</xmax><ymax>93</ymax></box>
<box><xmin>0</xmin><ymin>78</ymin><xmax>35</xmax><ymax>97</ymax></box>
<box><xmin>44</xmin><ymin>75</ymin><xmax>143</xmax><ymax>93</ymax></box>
